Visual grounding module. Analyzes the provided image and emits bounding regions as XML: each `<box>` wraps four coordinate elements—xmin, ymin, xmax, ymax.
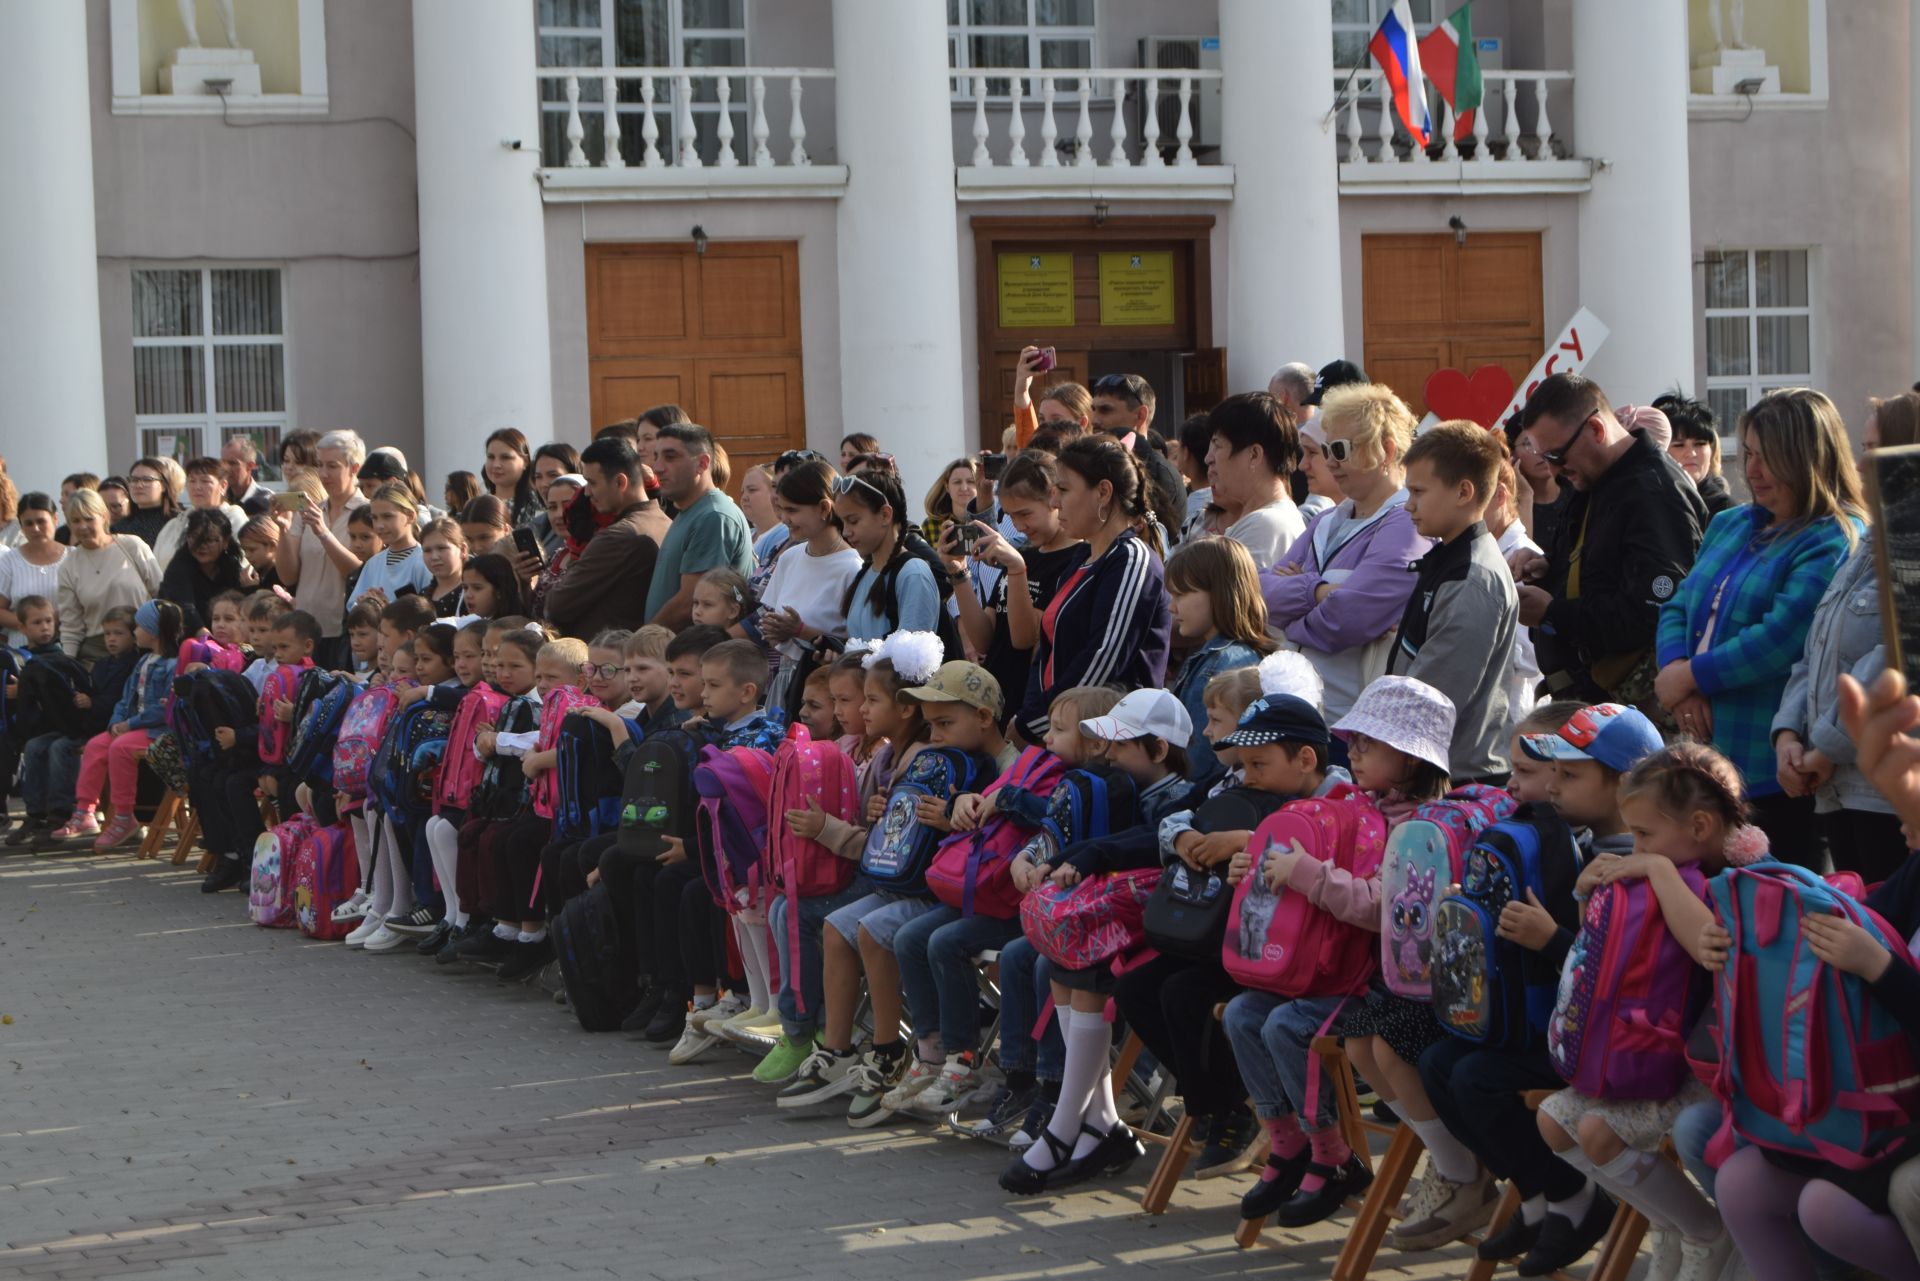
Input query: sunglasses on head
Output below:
<box><xmin>776</xmin><ymin>449</ymin><xmax>824</xmax><ymax>469</ymax></box>
<box><xmin>831</xmin><ymin>473</ymin><xmax>889</xmax><ymax>503</ymax></box>
<box><xmin>1092</xmin><ymin>374</ymin><xmax>1143</xmax><ymax>400</ymax></box>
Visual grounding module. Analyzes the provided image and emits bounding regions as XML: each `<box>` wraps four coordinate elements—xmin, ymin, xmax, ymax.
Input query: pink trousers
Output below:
<box><xmin>75</xmin><ymin>730</ymin><xmax>151</xmax><ymax>816</ymax></box>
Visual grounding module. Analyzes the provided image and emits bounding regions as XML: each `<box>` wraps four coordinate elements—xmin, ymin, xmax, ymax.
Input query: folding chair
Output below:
<box><xmin>1134</xmin><ymin>1002</ymin><xmax>1270</xmax><ymax>1215</ymax></box>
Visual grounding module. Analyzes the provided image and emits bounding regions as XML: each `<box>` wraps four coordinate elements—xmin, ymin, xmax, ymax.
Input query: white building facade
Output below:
<box><xmin>4</xmin><ymin>0</ymin><xmax>1908</xmax><ymax>502</ymax></box>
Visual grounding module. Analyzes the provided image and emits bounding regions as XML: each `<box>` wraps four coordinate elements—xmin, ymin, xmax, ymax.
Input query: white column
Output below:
<box><xmin>411</xmin><ymin>0</ymin><xmax>553</xmax><ymax>475</ymax></box>
<box><xmin>1219</xmin><ymin>0</ymin><xmax>1346</xmax><ymax>392</ymax></box>
<box><xmin>831</xmin><ymin>0</ymin><xmax>967</xmax><ymax>503</ymax></box>
<box><xmin>1573</xmin><ymin>1</ymin><xmax>1693</xmax><ymax>397</ymax></box>
<box><xmin>0</xmin><ymin>1</ymin><xmax>108</xmax><ymax>480</ymax></box>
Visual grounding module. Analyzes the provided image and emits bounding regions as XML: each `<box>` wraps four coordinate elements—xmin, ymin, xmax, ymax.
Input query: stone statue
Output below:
<box><xmin>1706</xmin><ymin>0</ymin><xmax>1748</xmax><ymax>50</ymax></box>
<box><xmin>177</xmin><ymin>0</ymin><xmax>239</xmax><ymax>50</ymax></box>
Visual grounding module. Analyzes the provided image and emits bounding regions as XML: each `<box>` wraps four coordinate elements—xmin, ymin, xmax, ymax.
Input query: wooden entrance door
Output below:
<box><xmin>1361</xmin><ymin>232</ymin><xmax>1543</xmax><ymax>419</ymax></box>
<box><xmin>585</xmin><ymin>241</ymin><xmax>805</xmax><ymax>491</ymax></box>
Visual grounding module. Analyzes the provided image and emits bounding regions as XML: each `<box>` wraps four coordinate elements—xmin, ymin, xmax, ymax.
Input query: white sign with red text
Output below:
<box><xmin>1501</xmin><ymin>307</ymin><xmax>1610</xmax><ymax>422</ymax></box>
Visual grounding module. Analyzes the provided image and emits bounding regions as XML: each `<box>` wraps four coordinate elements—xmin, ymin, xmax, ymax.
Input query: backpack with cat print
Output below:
<box><xmin>1144</xmin><ymin>788</ymin><xmax>1290</xmax><ymax>960</ymax></box>
<box><xmin>555</xmin><ymin>714</ymin><xmax>625</xmax><ymax>841</ymax></box>
<box><xmin>293</xmin><ymin>822</ymin><xmax>359</xmax><ymax>941</ymax></box>
<box><xmin>434</xmin><ymin>685</ymin><xmax>508</xmax><ymax>816</ymax></box>
<box><xmin>615</xmin><ymin>727</ymin><xmax>708</xmax><ymax>860</ymax></box>
<box><xmin>286</xmin><ymin>669</ymin><xmax>354</xmax><ymax>787</ymax></box>
<box><xmin>468</xmin><ymin>693</ymin><xmax>541</xmax><ymax>819</ymax></box>
<box><xmin>1222</xmin><ymin>787</ymin><xmax>1388</xmax><ymax>997</ymax></box>
<box><xmin>859</xmin><ymin>745</ymin><xmax>996</xmax><ymax>895</ymax></box>
<box><xmin>169</xmin><ymin>668</ymin><xmax>259</xmax><ymax>771</ymax></box>
<box><xmin>332</xmin><ymin>678</ymin><xmax>415</xmax><ymax>802</ymax></box>
<box><xmin>12</xmin><ymin>650</ymin><xmax>91</xmax><ymax>741</ymax></box>
<box><xmin>926</xmin><ymin>747</ymin><xmax>1066</xmax><ymax>920</ymax></box>
<box><xmin>694</xmin><ymin>745</ymin><xmax>776</xmax><ymax>913</ymax></box>
<box><xmin>1432</xmin><ymin>803</ymin><xmax>1583</xmax><ymax>1050</ymax></box>
<box><xmin>1380</xmin><ymin>783</ymin><xmax>1518</xmax><ymax>999</ymax></box>
<box><xmin>249</xmin><ymin>814</ymin><xmax>318</xmax><ymax>929</ymax></box>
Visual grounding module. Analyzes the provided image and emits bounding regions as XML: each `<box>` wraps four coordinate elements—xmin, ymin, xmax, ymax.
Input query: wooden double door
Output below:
<box><xmin>585</xmin><ymin>241</ymin><xmax>805</xmax><ymax>491</ymax></box>
<box><xmin>1361</xmin><ymin>232</ymin><xmax>1544</xmax><ymax>419</ymax></box>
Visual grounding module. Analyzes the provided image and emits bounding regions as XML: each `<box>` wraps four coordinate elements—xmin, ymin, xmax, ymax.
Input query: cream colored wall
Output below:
<box><xmin>136</xmin><ymin>0</ymin><xmax>302</xmax><ymax>94</ymax></box>
<box><xmin>1688</xmin><ymin>0</ymin><xmax>1812</xmax><ymax>93</ymax></box>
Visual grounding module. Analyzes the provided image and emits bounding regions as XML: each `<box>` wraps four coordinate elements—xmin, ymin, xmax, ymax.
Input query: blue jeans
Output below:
<box><xmin>996</xmin><ymin>936</ymin><xmax>1064</xmax><ymax>1081</ymax></box>
<box><xmin>893</xmin><ymin>906</ymin><xmax>1022</xmax><ymax>1056</ymax></box>
<box><xmin>769</xmin><ymin>882</ymin><xmax>866</xmax><ymax>1040</ymax></box>
<box><xmin>1222</xmin><ymin>991</ymin><xmax>1345</xmax><ymax>1129</ymax></box>
<box><xmin>21</xmin><ymin>732</ymin><xmax>82</xmax><ymax>817</ymax></box>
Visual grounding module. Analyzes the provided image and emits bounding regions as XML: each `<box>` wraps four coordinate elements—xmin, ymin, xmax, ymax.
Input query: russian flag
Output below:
<box><xmin>1368</xmin><ymin>0</ymin><xmax>1432</xmax><ymax>148</ymax></box>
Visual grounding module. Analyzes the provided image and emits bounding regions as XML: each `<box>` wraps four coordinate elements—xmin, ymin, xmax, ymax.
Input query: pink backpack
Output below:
<box><xmin>1020</xmin><ymin>867</ymin><xmax>1164</xmax><ymax>970</ymax></box>
<box><xmin>333</xmin><ymin>678</ymin><xmax>415</xmax><ymax>801</ymax></box>
<box><xmin>765</xmin><ymin>726</ymin><xmax>860</xmax><ymax>1013</ymax></box>
<box><xmin>694</xmin><ymin>746</ymin><xmax>776</xmax><ymax>913</ymax></box>
<box><xmin>248</xmin><ymin>814</ymin><xmax>317</xmax><ymax>929</ymax></box>
<box><xmin>1223</xmin><ymin>787</ymin><xmax>1387</xmax><ymax>997</ymax></box>
<box><xmin>1548</xmin><ymin>863</ymin><xmax>1708</xmax><ymax>1099</ymax></box>
<box><xmin>258</xmin><ymin>659</ymin><xmax>312</xmax><ymax>765</ymax></box>
<box><xmin>1380</xmin><ymin>785</ymin><xmax>1517</xmax><ymax>998</ymax></box>
<box><xmin>529</xmin><ymin>688</ymin><xmax>600</xmax><ymax>818</ymax></box>
<box><xmin>179</xmin><ymin>636</ymin><xmax>246</xmax><ymax>673</ymax></box>
<box><xmin>293</xmin><ymin>823</ymin><xmax>359</xmax><ymax>941</ymax></box>
<box><xmin>435</xmin><ymin>685</ymin><xmax>508</xmax><ymax>814</ymax></box>
<box><xmin>927</xmin><ymin>748</ymin><xmax>1066</xmax><ymax>919</ymax></box>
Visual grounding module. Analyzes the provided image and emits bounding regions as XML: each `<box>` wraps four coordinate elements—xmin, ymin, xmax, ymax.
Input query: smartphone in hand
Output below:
<box><xmin>511</xmin><ymin>526</ymin><xmax>542</xmax><ymax>561</ymax></box>
<box><xmin>1032</xmin><ymin>346</ymin><xmax>1057</xmax><ymax>374</ymax></box>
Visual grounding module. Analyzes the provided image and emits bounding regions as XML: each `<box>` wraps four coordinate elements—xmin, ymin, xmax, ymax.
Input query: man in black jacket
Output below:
<box><xmin>1511</xmin><ymin>374</ymin><xmax>1707</xmax><ymax>709</ymax></box>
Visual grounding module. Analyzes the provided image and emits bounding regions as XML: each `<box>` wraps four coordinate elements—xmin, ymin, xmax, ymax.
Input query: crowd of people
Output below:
<box><xmin>3</xmin><ymin>358</ymin><xmax>1920</xmax><ymax>1281</ymax></box>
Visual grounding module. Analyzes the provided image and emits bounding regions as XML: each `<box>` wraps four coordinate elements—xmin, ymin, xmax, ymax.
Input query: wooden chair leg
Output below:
<box><xmin>1139</xmin><ymin>1110</ymin><xmax>1198</xmax><ymax>1215</ymax></box>
<box><xmin>1233</xmin><ymin>1208</ymin><xmax>1266</xmax><ymax>1249</ymax></box>
<box><xmin>1333</xmin><ymin>1122</ymin><xmax>1423</xmax><ymax>1281</ymax></box>
<box><xmin>1465</xmin><ymin>1181</ymin><xmax>1522</xmax><ymax>1281</ymax></box>
<box><xmin>170</xmin><ymin>808</ymin><xmax>200</xmax><ymax>866</ymax></box>
<box><xmin>138</xmin><ymin>791</ymin><xmax>177</xmax><ymax>860</ymax></box>
<box><xmin>1109</xmin><ymin>1030</ymin><xmax>1145</xmax><ymax>1098</ymax></box>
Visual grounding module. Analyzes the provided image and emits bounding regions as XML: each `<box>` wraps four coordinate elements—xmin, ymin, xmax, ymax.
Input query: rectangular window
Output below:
<box><xmin>131</xmin><ymin>266</ymin><xmax>289</xmax><ymax>480</ymax></box>
<box><xmin>948</xmin><ymin>0</ymin><xmax>1096</xmax><ymax>98</ymax></box>
<box><xmin>536</xmin><ymin>0</ymin><xmax>748</xmax><ymax>166</ymax></box>
<box><xmin>1703</xmin><ymin>248</ymin><xmax>1814</xmax><ymax>448</ymax></box>
<box><xmin>1332</xmin><ymin>0</ymin><xmax>1433</xmax><ymax>69</ymax></box>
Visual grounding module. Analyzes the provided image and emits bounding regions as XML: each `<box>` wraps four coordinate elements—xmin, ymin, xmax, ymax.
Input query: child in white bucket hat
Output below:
<box><xmin>1330</xmin><ymin>675</ymin><xmax>1457</xmax><ymax>826</ymax></box>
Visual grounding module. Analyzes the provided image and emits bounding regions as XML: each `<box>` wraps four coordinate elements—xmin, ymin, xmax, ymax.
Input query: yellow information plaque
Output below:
<box><xmin>1098</xmin><ymin>251</ymin><xmax>1175</xmax><ymax>326</ymax></box>
<box><xmin>997</xmin><ymin>252</ymin><xmax>1076</xmax><ymax>328</ymax></box>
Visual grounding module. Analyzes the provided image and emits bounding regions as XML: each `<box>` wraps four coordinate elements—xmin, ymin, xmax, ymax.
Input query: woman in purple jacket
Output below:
<box><xmin>1262</xmin><ymin>384</ymin><xmax>1431</xmax><ymax>721</ymax></box>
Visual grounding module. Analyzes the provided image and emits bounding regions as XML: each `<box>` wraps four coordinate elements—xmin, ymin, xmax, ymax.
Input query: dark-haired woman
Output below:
<box><xmin>484</xmin><ymin>427</ymin><xmax>539</xmax><ymax>528</ymax></box>
<box><xmin>159</xmin><ymin>508</ymin><xmax>250</xmax><ymax>635</ymax></box>
<box><xmin>527</xmin><ymin>441</ymin><xmax>582</xmax><ymax>557</ymax></box>
<box><xmin>835</xmin><ymin>468</ymin><xmax>939</xmax><ymax>651</ymax></box>
<box><xmin>0</xmin><ymin>493</ymin><xmax>66</xmax><ymax>647</ymax></box>
<box><xmin>112</xmin><ymin>458</ymin><xmax>178</xmax><ymax>549</ymax></box>
<box><xmin>760</xmin><ymin>459</ymin><xmax>863</xmax><ymax>715</ymax></box>
<box><xmin>1015</xmin><ymin>435</ymin><xmax>1171</xmax><ymax>740</ymax></box>
<box><xmin>1657</xmin><ymin>392</ymin><xmax>1736</xmax><ymax>517</ymax></box>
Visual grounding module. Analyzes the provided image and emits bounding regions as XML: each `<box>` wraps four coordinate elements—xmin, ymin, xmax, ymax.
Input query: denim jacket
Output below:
<box><xmin>1169</xmin><ymin>635</ymin><xmax>1263</xmax><ymax>782</ymax></box>
<box><xmin>110</xmin><ymin>654</ymin><xmax>178</xmax><ymax>732</ymax></box>
<box><xmin>1770</xmin><ymin>541</ymin><xmax>1892</xmax><ymax>815</ymax></box>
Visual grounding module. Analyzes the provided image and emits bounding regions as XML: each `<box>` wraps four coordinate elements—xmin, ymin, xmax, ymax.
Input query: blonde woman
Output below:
<box><xmin>56</xmin><ymin>488</ymin><xmax>160</xmax><ymax>661</ymax></box>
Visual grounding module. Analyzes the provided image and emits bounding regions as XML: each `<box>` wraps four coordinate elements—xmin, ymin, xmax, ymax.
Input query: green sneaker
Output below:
<box><xmin>751</xmin><ymin>1031</ymin><xmax>820</xmax><ymax>1085</ymax></box>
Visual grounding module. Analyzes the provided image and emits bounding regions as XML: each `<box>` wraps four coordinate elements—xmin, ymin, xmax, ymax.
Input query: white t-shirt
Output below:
<box><xmin>0</xmin><ymin>545</ymin><xmax>65</xmax><ymax>647</ymax></box>
<box><xmin>1225</xmin><ymin>497</ymin><xmax>1307</xmax><ymax>572</ymax></box>
<box><xmin>761</xmin><ymin>543</ymin><xmax>864</xmax><ymax>658</ymax></box>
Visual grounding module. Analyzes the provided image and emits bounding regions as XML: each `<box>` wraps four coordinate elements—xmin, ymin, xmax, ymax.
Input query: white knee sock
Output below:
<box><xmin>1547</xmin><ymin>1180</ymin><xmax>1595</xmax><ymax>1223</ymax></box>
<box><xmin>366</xmin><ymin>814</ymin><xmax>394</xmax><ymax>918</ymax></box>
<box><xmin>425</xmin><ymin>816</ymin><xmax>464</xmax><ymax>927</ymax></box>
<box><xmin>735</xmin><ymin>917</ymin><xmax>772</xmax><ymax>1013</ymax></box>
<box><xmin>380</xmin><ymin>816</ymin><xmax>414</xmax><ymax>919</ymax></box>
<box><xmin>349</xmin><ymin>812</ymin><xmax>373</xmax><ymax>889</ymax></box>
<box><xmin>1596</xmin><ymin>1148</ymin><xmax>1722</xmax><ymax>1242</ymax></box>
<box><xmin>1023</xmin><ymin>1005</ymin><xmax>1085</xmax><ymax>1172</ymax></box>
<box><xmin>1408</xmin><ymin>1115</ymin><xmax>1481</xmax><ymax>1183</ymax></box>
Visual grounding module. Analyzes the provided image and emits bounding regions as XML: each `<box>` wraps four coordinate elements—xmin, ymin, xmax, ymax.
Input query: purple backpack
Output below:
<box><xmin>1380</xmin><ymin>785</ymin><xmax>1516</xmax><ymax>998</ymax></box>
<box><xmin>1548</xmin><ymin>863</ymin><xmax>1708</xmax><ymax>1099</ymax></box>
<box><xmin>693</xmin><ymin>746</ymin><xmax>775</xmax><ymax>914</ymax></box>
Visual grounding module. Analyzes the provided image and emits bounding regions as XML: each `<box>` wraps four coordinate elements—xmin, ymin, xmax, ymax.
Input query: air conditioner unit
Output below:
<box><xmin>1136</xmin><ymin>36</ymin><xmax>1223</xmax><ymax>160</ymax></box>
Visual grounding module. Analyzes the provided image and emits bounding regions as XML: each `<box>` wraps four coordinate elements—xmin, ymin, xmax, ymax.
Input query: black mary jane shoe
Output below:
<box><xmin>1477</xmin><ymin>1206</ymin><xmax>1544</xmax><ymax>1261</ymax></box>
<box><xmin>416</xmin><ymin>920</ymin><xmax>454</xmax><ymax>956</ymax></box>
<box><xmin>998</xmin><ymin>1128</ymin><xmax>1077</xmax><ymax>1196</ymax></box>
<box><xmin>1076</xmin><ymin>1121</ymin><xmax>1146</xmax><ymax>1179</ymax></box>
<box><xmin>1239</xmin><ymin>1151</ymin><xmax>1312</xmax><ymax>1221</ymax></box>
<box><xmin>1274</xmin><ymin>1154</ymin><xmax>1374</xmax><ymax>1227</ymax></box>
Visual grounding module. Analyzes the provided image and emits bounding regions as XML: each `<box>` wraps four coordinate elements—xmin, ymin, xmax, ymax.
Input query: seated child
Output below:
<box><xmin>7</xmin><ymin>597</ymin><xmax>96</xmax><ymax>847</ymax></box>
<box><xmin>796</xmin><ymin>665</ymin><xmax>839</xmax><ymax>741</ymax></box>
<box><xmin>52</xmin><ymin>600</ymin><xmax>183</xmax><ymax>848</ymax></box>
<box><xmin>345</xmin><ymin>599</ymin><xmax>383</xmax><ymax>674</ymax></box>
<box><xmin>585</xmin><ymin>628</ymin><xmax>633</xmax><ymax>711</ymax></box>
<box><xmin>240</xmin><ymin>590</ymin><xmax>290</xmax><ymax>692</ymax></box>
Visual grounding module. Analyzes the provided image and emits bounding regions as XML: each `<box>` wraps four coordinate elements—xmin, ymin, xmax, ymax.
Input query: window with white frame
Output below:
<box><xmin>1331</xmin><ymin>0</ymin><xmax>1434</xmax><ymax>69</ymax></box>
<box><xmin>948</xmin><ymin>0</ymin><xmax>1095</xmax><ymax>98</ymax></box>
<box><xmin>1703</xmin><ymin>249</ymin><xmax>1814</xmax><ymax>446</ymax></box>
<box><xmin>536</xmin><ymin>0</ymin><xmax>747</xmax><ymax>166</ymax></box>
<box><xmin>132</xmin><ymin>267</ymin><xmax>289</xmax><ymax>481</ymax></box>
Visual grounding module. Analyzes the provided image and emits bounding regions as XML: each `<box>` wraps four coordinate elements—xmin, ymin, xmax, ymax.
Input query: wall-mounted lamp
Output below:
<box><xmin>1448</xmin><ymin>215</ymin><xmax>1467</xmax><ymax>246</ymax></box>
<box><xmin>1733</xmin><ymin>77</ymin><xmax>1766</xmax><ymax>95</ymax></box>
<box><xmin>1093</xmin><ymin>200</ymin><xmax>1110</xmax><ymax>227</ymax></box>
<box><xmin>692</xmin><ymin>225</ymin><xmax>709</xmax><ymax>255</ymax></box>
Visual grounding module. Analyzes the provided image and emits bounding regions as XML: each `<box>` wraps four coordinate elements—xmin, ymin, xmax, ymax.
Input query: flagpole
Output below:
<box><xmin>1322</xmin><ymin>58</ymin><xmax>1365</xmax><ymax>129</ymax></box>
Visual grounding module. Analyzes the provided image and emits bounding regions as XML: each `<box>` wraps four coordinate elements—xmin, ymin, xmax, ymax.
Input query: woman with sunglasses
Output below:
<box><xmin>1261</xmin><ymin>383</ymin><xmax>1430</xmax><ymax>728</ymax></box>
<box><xmin>111</xmin><ymin>457</ymin><xmax>179</xmax><ymax>550</ymax></box>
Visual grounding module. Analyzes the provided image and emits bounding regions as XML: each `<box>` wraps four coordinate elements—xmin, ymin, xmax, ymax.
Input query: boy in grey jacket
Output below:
<box><xmin>1388</xmin><ymin>423</ymin><xmax>1518</xmax><ymax>782</ymax></box>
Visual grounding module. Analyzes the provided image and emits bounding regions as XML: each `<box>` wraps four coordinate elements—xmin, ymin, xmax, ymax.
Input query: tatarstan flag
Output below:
<box><xmin>1418</xmin><ymin>4</ymin><xmax>1483</xmax><ymax>140</ymax></box>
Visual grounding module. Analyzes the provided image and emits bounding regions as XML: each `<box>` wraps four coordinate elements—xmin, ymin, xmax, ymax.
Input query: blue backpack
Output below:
<box><xmin>860</xmin><ymin>746</ymin><xmax>996</xmax><ymax>895</ymax></box>
<box><xmin>168</xmin><ymin>668</ymin><xmax>258</xmax><ymax>770</ymax></box>
<box><xmin>1705</xmin><ymin>863</ymin><xmax>1920</xmax><ymax>1169</ymax></box>
<box><xmin>286</xmin><ymin>670</ymin><xmax>355</xmax><ymax>787</ymax></box>
<box><xmin>554</xmin><ymin>713</ymin><xmax>624</xmax><ymax>841</ymax></box>
<box><xmin>370</xmin><ymin>699</ymin><xmax>452</xmax><ymax>823</ymax></box>
<box><xmin>1432</xmin><ymin>803</ymin><xmax>1582</xmax><ymax>1050</ymax></box>
<box><xmin>1037</xmin><ymin>762</ymin><xmax>1141</xmax><ymax>858</ymax></box>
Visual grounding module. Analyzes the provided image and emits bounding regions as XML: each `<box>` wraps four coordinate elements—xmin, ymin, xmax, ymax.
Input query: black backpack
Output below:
<box><xmin>615</xmin><ymin>727</ymin><xmax>708</xmax><ymax>859</ymax></box>
<box><xmin>171</xmin><ymin>669</ymin><xmax>259</xmax><ymax>769</ymax></box>
<box><xmin>555</xmin><ymin>714</ymin><xmax>626</xmax><ymax>841</ymax></box>
<box><xmin>286</xmin><ymin>669</ymin><xmax>353</xmax><ymax>785</ymax></box>
<box><xmin>1143</xmin><ymin>788</ymin><xmax>1289</xmax><ymax>959</ymax></box>
<box><xmin>469</xmin><ymin>694</ymin><xmax>540</xmax><ymax>820</ymax></box>
<box><xmin>552</xmin><ymin>882</ymin><xmax>638</xmax><ymax>1032</ymax></box>
<box><xmin>11</xmin><ymin>651</ymin><xmax>92</xmax><ymax>741</ymax></box>
<box><xmin>878</xmin><ymin>530</ymin><xmax>965</xmax><ymax>661</ymax></box>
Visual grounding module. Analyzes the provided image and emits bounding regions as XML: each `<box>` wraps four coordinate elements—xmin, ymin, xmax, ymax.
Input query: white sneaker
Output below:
<box><xmin>879</xmin><ymin>1055</ymin><xmax>944</xmax><ymax>1111</ymax></box>
<box><xmin>1674</xmin><ymin>1229</ymin><xmax>1735</xmax><ymax>1281</ymax></box>
<box><xmin>689</xmin><ymin>992</ymin><xmax>750</xmax><ymax>1033</ymax></box>
<box><xmin>910</xmin><ymin>1053</ymin><xmax>983</xmax><ymax>1115</ymax></box>
<box><xmin>1645</xmin><ymin>1226</ymin><xmax>1684</xmax><ymax>1281</ymax></box>
<box><xmin>344</xmin><ymin>913</ymin><xmax>384</xmax><ymax>948</ymax></box>
<box><xmin>669</xmin><ymin>1017</ymin><xmax>723</xmax><ymax>1065</ymax></box>
<box><xmin>1389</xmin><ymin>1167</ymin><xmax>1498</xmax><ymax>1250</ymax></box>
<box><xmin>719</xmin><ymin>1008</ymin><xmax>782</xmax><ymax>1048</ymax></box>
<box><xmin>331</xmin><ymin>890</ymin><xmax>370</xmax><ymax>924</ymax></box>
<box><xmin>361</xmin><ymin>924</ymin><xmax>407</xmax><ymax>952</ymax></box>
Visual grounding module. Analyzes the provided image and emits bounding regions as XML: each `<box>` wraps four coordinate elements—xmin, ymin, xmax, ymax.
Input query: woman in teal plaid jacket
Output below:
<box><xmin>1654</xmin><ymin>388</ymin><xmax>1866</xmax><ymax>865</ymax></box>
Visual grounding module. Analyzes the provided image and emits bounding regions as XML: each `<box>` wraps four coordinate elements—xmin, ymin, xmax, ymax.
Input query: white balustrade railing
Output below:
<box><xmin>1337</xmin><ymin>68</ymin><xmax>1571</xmax><ymax>164</ymax></box>
<box><xmin>535</xmin><ymin>67</ymin><xmax>834</xmax><ymax>171</ymax></box>
<box><xmin>964</xmin><ymin>69</ymin><xmax>1223</xmax><ymax>170</ymax></box>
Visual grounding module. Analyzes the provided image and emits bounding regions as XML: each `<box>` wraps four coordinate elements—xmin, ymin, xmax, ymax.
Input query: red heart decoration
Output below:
<box><xmin>1422</xmin><ymin>365</ymin><xmax>1517</xmax><ymax>429</ymax></box>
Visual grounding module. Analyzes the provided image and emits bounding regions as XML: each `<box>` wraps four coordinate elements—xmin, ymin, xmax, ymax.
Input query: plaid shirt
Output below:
<box><xmin>1657</xmin><ymin>504</ymin><xmax>1861</xmax><ymax>794</ymax></box>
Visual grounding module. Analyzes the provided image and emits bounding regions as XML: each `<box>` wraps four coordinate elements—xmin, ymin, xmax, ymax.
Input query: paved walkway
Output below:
<box><xmin>0</xmin><ymin>846</ymin><xmax>1479</xmax><ymax>1281</ymax></box>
